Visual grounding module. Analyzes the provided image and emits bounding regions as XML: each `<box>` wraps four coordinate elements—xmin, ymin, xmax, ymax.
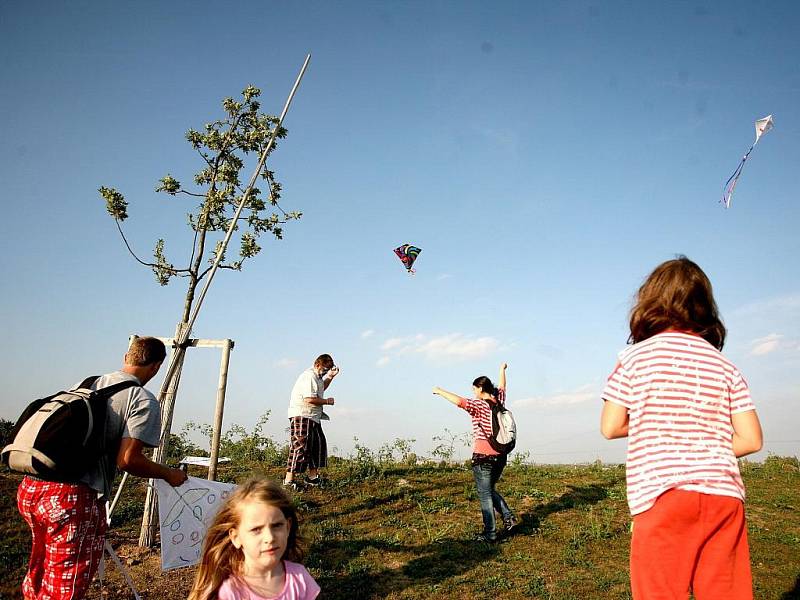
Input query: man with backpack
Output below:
<box><xmin>12</xmin><ymin>336</ymin><xmax>187</xmax><ymax>600</ymax></box>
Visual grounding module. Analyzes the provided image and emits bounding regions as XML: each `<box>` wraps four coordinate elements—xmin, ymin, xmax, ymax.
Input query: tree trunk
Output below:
<box><xmin>138</xmin><ymin>321</ymin><xmax>189</xmax><ymax>547</ymax></box>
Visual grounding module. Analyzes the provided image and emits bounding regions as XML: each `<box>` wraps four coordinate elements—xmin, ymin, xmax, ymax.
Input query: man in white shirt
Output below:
<box><xmin>283</xmin><ymin>354</ymin><xmax>338</xmax><ymax>489</ymax></box>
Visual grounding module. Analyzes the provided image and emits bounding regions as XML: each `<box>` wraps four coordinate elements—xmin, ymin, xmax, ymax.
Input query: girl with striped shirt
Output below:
<box><xmin>601</xmin><ymin>256</ymin><xmax>763</xmax><ymax>600</ymax></box>
<box><xmin>433</xmin><ymin>363</ymin><xmax>517</xmax><ymax>543</ymax></box>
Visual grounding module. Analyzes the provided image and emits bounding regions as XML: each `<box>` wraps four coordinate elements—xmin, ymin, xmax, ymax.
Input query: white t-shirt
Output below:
<box><xmin>602</xmin><ymin>332</ymin><xmax>756</xmax><ymax>515</ymax></box>
<box><xmin>287</xmin><ymin>368</ymin><xmax>324</xmax><ymax>423</ymax></box>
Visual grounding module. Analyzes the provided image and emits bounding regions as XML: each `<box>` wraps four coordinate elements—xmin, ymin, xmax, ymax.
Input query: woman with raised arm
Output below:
<box><xmin>433</xmin><ymin>363</ymin><xmax>517</xmax><ymax>543</ymax></box>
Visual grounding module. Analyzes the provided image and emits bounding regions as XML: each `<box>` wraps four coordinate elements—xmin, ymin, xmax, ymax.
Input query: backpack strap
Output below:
<box><xmin>70</xmin><ymin>376</ymin><xmax>140</xmax><ymax>399</ymax></box>
<box><xmin>476</xmin><ymin>401</ymin><xmax>500</xmax><ymax>441</ymax></box>
<box><xmin>74</xmin><ymin>376</ymin><xmax>101</xmax><ymax>391</ymax></box>
<box><xmin>86</xmin><ymin>379</ymin><xmax>142</xmax><ymax>475</ymax></box>
<box><xmin>92</xmin><ymin>380</ymin><xmax>141</xmax><ymax>399</ymax></box>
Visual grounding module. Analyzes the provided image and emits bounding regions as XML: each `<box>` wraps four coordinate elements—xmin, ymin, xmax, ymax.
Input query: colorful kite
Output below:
<box><xmin>394</xmin><ymin>244</ymin><xmax>422</xmax><ymax>274</ymax></box>
<box><xmin>722</xmin><ymin>114</ymin><xmax>774</xmax><ymax>209</ymax></box>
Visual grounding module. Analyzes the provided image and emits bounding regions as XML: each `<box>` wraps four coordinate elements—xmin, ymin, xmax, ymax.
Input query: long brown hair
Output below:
<box><xmin>188</xmin><ymin>478</ymin><xmax>305</xmax><ymax>600</ymax></box>
<box><xmin>629</xmin><ymin>256</ymin><xmax>726</xmax><ymax>350</ymax></box>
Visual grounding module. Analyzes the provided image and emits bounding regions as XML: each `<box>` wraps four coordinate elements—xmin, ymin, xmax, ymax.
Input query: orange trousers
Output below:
<box><xmin>630</xmin><ymin>489</ymin><xmax>753</xmax><ymax>600</ymax></box>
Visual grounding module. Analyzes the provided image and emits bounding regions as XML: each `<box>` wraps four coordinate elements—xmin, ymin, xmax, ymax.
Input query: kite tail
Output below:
<box><xmin>721</xmin><ymin>144</ymin><xmax>754</xmax><ymax>209</ymax></box>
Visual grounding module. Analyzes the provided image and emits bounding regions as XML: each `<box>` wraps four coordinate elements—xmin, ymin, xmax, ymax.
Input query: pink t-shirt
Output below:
<box><xmin>602</xmin><ymin>332</ymin><xmax>756</xmax><ymax>515</ymax></box>
<box><xmin>217</xmin><ymin>561</ymin><xmax>320</xmax><ymax>600</ymax></box>
<box><xmin>458</xmin><ymin>388</ymin><xmax>506</xmax><ymax>455</ymax></box>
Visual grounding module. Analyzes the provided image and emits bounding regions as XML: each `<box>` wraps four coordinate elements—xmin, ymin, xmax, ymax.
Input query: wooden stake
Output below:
<box><xmin>209</xmin><ymin>339</ymin><xmax>234</xmax><ymax>481</ymax></box>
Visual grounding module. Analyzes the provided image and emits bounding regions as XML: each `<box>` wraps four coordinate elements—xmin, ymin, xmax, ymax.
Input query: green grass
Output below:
<box><xmin>1</xmin><ymin>456</ymin><xmax>799</xmax><ymax>599</ymax></box>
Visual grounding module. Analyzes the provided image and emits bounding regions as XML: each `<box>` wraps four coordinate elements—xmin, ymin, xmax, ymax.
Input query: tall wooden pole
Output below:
<box><xmin>208</xmin><ymin>339</ymin><xmax>233</xmax><ymax>481</ymax></box>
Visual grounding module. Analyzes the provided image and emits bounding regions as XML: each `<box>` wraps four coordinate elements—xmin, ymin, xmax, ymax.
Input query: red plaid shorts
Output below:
<box><xmin>16</xmin><ymin>476</ymin><xmax>108</xmax><ymax>600</ymax></box>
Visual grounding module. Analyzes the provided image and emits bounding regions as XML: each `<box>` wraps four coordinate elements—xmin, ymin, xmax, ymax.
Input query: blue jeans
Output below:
<box><xmin>472</xmin><ymin>454</ymin><xmax>512</xmax><ymax>539</ymax></box>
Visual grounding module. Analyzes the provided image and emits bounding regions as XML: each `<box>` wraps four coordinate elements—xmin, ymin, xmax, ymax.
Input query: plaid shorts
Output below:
<box><xmin>17</xmin><ymin>476</ymin><xmax>107</xmax><ymax>600</ymax></box>
<box><xmin>287</xmin><ymin>416</ymin><xmax>327</xmax><ymax>473</ymax></box>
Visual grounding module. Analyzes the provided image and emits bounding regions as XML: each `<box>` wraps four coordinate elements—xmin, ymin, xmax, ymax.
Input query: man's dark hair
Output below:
<box><xmin>313</xmin><ymin>354</ymin><xmax>334</xmax><ymax>369</ymax></box>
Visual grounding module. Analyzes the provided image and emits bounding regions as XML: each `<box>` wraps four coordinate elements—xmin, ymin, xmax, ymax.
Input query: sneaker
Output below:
<box><xmin>283</xmin><ymin>481</ymin><xmax>304</xmax><ymax>492</ymax></box>
<box><xmin>304</xmin><ymin>476</ymin><xmax>323</xmax><ymax>488</ymax></box>
<box><xmin>503</xmin><ymin>514</ymin><xmax>518</xmax><ymax>534</ymax></box>
<box><xmin>474</xmin><ymin>533</ymin><xmax>498</xmax><ymax>544</ymax></box>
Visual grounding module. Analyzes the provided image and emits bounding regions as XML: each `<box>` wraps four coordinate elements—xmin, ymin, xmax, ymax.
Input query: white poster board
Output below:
<box><xmin>155</xmin><ymin>476</ymin><xmax>237</xmax><ymax>571</ymax></box>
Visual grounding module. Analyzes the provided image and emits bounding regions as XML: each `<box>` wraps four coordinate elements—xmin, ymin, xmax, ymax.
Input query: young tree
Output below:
<box><xmin>100</xmin><ymin>84</ymin><xmax>300</xmax><ymax>320</ymax></box>
<box><xmin>99</xmin><ymin>84</ymin><xmax>303</xmax><ymax>545</ymax></box>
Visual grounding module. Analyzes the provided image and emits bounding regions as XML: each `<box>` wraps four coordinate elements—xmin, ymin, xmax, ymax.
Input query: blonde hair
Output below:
<box><xmin>188</xmin><ymin>478</ymin><xmax>305</xmax><ymax>600</ymax></box>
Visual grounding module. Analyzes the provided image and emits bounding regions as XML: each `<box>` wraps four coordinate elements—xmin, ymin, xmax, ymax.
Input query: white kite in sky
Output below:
<box><xmin>722</xmin><ymin>114</ymin><xmax>774</xmax><ymax>209</ymax></box>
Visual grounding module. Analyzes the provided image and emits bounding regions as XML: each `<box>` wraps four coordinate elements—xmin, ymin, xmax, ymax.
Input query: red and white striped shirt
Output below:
<box><xmin>459</xmin><ymin>388</ymin><xmax>506</xmax><ymax>455</ymax></box>
<box><xmin>602</xmin><ymin>332</ymin><xmax>755</xmax><ymax>515</ymax></box>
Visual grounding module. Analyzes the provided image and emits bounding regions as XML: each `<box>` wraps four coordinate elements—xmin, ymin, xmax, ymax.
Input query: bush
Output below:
<box><xmin>339</xmin><ymin>438</ymin><xmax>382</xmax><ymax>481</ymax></box>
<box><xmin>0</xmin><ymin>418</ymin><xmax>13</xmax><ymax>448</ymax></box>
<box><xmin>430</xmin><ymin>428</ymin><xmax>471</xmax><ymax>464</ymax></box>
<box><xmin>181</xmin><ymin>411</ymin><xmax>288</xmax><ymax>467</ymax></box>
<box><xmin>165</xmin><ymin>431</ymin><xmax>205</xmax><ymax>465</ymax></box>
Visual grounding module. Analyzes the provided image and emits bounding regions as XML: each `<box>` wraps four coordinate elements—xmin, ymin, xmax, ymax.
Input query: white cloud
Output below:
<box><xmin>380</xmin><ymin>333</ymin><xmax>499</xmax><ymax>363</ymax></box>
<box><xmin>513</xmin><ymin>384</ymin><xmax>598</xmax><ymax>409</ymax></box>
<box><xmin>437</xmin><ymin>273</ymin><xmax>452</xmax><ymax>281</ymax></box>
<box><xmin>418</xmin><ymin>334</ymin><xmax>498</xmax><ymax>360</ymax></box>
<box><xmin>376</xmin><ymin>356</ymin><xmax>391</xmax><ymax>368</ymax></box>
<box><xmin>273</xmin><ymin>358</ymin><xmax>297</xmax><ymax>369</ymax></box>
<box><xmin>729</xmin><ymin>293</ymin><xmax>800</xmax><ymax>319</ymax></box>
<box><xmin>361</xmin><ymin>329</ymin><xmax>375</xmax><ymax>339</ymax></box>
<box><xmin>748</xmin><ymin>333</ymin><xmax>800</xmax><ymax>356</ymax></box>
<box><xmin>750</xmin><ymin>333</ymin><xmax>783</xmax><ymax>356</ymax></box>
<box><xmin>381</xmin><ymin>334</ymin><xmax>424</xmax><ymax>352</ymax></box>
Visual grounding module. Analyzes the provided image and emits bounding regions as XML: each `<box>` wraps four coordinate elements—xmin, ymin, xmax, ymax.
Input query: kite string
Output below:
<box><xmin>722</xmin><ymin>144</ymin><xmax>755</xmax><ymax>208</ymax></box>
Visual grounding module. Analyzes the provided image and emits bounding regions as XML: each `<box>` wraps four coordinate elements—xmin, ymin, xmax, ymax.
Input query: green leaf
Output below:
<box><xmin>240</xmin><ymin>232</ymin><xmax>261</xmax><ymax>259</ymax></box>
<box><xmin>152</xmin><ymin>239</ymin><xmax>175</xmax><ymax>286</ymax></box>
<box><xmin>156</xmin><ymin>174</ymin><xmax>181</xmax><ymax>195</ymax></box>
<box><xmin>99</xmin><ymin>186</ymin><xmax>128</xmax><ymax>221</ymax></box>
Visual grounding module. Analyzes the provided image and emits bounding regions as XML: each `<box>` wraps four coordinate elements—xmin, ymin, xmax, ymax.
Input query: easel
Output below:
<box><xmin>98</xmin><ymin>539</ymin><xmax>143</xmax><ymax>600</ymax></box>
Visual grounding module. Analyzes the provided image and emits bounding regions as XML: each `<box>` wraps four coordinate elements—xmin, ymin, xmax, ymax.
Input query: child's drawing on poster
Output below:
<box><xmin>155</xmin><ymin>476</ymin><xmax>237</xmax><ymax>571</ymax></box>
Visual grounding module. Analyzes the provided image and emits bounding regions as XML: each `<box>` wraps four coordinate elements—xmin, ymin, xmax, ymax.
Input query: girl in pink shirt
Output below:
<box><xmin>601</xmin><ymin>256</ymin><xmax>763</xmax><ymax>600</ymax></box>
<box><xmin>188</xmin><ymin>478</ymin><xmax>320</xmax><ymax>600</ymax></box>
<box><xmin>433</xmin><ymin>362</ymin><xmax>517</xmax><ymax>542</ymax></box>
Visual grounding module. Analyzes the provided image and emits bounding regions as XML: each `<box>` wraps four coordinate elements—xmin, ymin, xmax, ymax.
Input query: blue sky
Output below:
<box><xmin>1</xmin><ymin>1</ymin><xmax>798</xmax><ymax>463</ymax></box>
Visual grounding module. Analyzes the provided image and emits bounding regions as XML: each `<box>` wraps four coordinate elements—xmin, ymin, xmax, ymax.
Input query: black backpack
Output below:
<box><xmin>1</xmin><ymin>376</ymin><xmax>140</xmax><ymax>482</ymax></box>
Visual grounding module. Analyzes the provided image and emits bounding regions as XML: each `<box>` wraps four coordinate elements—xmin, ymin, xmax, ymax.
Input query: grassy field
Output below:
<box><xmin>2</xmin><ymin>456</ymin><xmax>799</xmax><ymax>599</ymax></box>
